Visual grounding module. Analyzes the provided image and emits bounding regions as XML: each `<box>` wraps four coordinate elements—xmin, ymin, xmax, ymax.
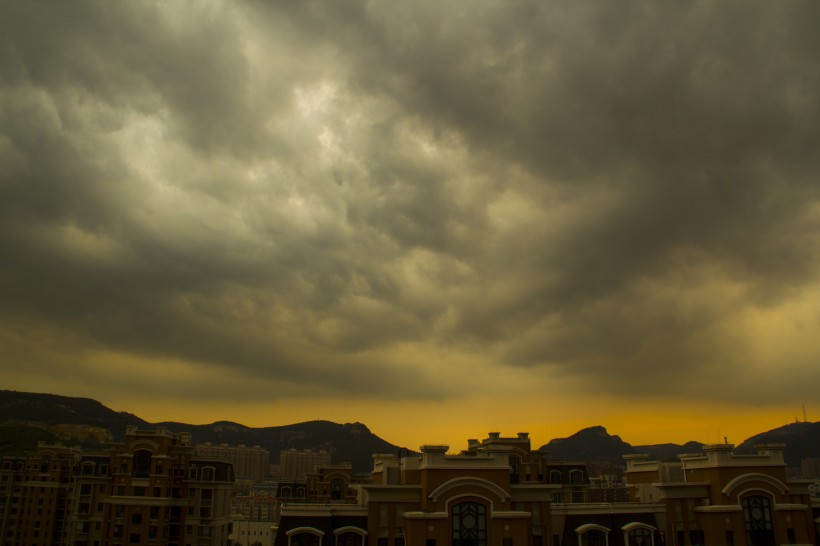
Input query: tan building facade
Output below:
<box><xmin>196</xmin><ymin>443</ymin><xmax>270</xmax><ymax>483</ymax></box>
<box><xmin>626</xmin><ymin>443</ymin><xmax>817</xmax><ymax>546</ymax></box>
<box><xmin>280</xmin><ymin>450</ymin><xmax>332</xmax><ymax>483</ymax></box>
<box><xmin>275</xmin><ymin>433</ymin><xmax>820</xmax><ymax>546</ymax></box>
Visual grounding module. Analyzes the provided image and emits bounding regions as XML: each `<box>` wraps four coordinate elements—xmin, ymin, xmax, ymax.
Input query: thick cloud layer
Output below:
<box><xmin>2</xmin><ymin>1</ymin><xmax>819</xmax><ymax>418</ymax></box>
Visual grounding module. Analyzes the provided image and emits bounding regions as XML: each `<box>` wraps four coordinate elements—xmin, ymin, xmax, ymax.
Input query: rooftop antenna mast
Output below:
<box><xmin>803</xmin><ymin>402</ymin><xmax>808</xmax><ymax>423</ymax></box>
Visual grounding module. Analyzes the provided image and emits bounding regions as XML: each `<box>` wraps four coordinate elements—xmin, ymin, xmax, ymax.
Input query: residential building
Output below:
<box><xmin>275</xmin><ymin>432</ymin><xmax>820</xmax><ymax>546</ymax></box>
<box><xmin>626</xmin><ymin>443</ymin><xmax>816</xmax><ymax>546</ymax></box>
<box><xmin>196</xmin><ymin>443</ymin><xmax>270</xmax><ymax>483</ymax></box>
<box><xmin>230</xmin><ymin>516</ymin><xmax>277</xmax><ymax>546</ymax></box>
<box><xmin>232</xmin><ymin>494</ymin><xmax>280</xmax><ymax>522</ymax></box>
<box><xmin>0</xmin><ymin>444</ymin><xmax>78</xmax><ymax>546</ymax></box>
<box><xmin>280</xmin><ymin>450</ymin><xmax>332</xmax><ymax>483</ymax></box>
<box><xmin>1</xmin><ymin>427</ymin><xmax>235</xmax><ymax>546</ymax></box>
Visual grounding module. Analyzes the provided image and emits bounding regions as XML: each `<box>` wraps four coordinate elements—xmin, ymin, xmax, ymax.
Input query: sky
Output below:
<box><xmin>1</xmin><ymin>1</ymin><xmax>819</xmax><ymax>452</ymax></box>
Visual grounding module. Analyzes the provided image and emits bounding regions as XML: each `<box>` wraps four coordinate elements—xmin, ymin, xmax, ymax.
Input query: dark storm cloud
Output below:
<box><xmin>2</xmin><ymin>0</ymin><xmax>819</xmax><ymax>404</ymax></box>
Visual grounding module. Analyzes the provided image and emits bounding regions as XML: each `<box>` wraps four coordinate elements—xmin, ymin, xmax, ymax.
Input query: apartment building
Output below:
<box><xmin>280</xmin><ymin>450</ymin><xmax>332</xmax><ymax>483</ymax></box>
<box><xmin>196</xmin><ymin>443</ymin><xmax>270</xmax><ymax>483</ymax></box>
<box><xmin>0</xmin><ymin>427</ymin><xmax>234</xmax><ymax>546</ymax></box>
<box><xmin>0</xmin><ymin>444</ymin><xmax>78</xmax><ymax>546</ymax></box>
<box><xmin>274</xmin><ymin>432</ymin><xmax>820</xmax><ymax>546</ymax></box>
<box><xmin>626</xmin><ymin>443</ymin><xmax>816</xmax><ymax>546</ymax></box>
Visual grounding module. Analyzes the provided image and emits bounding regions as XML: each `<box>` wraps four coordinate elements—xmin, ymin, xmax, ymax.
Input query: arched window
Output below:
<box><xmin>133</xmin><ymin>450</ymin><xmax>152</xmax><ymax>477</ymax></box>
<box><xmin>201</xmin><ymin>466</ymin><xmax>216</xmax><ymax>481</ymax></box>
<box><xmin>288</xmin><ymin>528</ymin><xmax>323</xmax><ymax>546</ymax></box>
<box><xmin>281</xmin><ymin>486</ymin><xmax>292</xmax><ymax>498</ymax></box>
<box><xmin>452</xmin><ymin>502</ymin><xmax>487</xmax><ymax>546</ymax></box>
<box><xmin>742</xmin><ymin>495</ymin><xmax>775</xmax><ymax>546</ymax></box>
<box><xmin>335</xmin><ymin>529</ymin><xmax>366</xmax><ymax>546</ymax></box>
<box><xmin>40</xmin><ymin>455</ymin><xmax>52</xmax><ymax>473</ymax></box>
<box><xmin>582</xmin><ymin>530</ymin><xmax>607</xmax><ymax>546</ymax></box>
<box><xmin>550</xmin><ymin>470</ymin><xmax>562</xmax><ymax>484</ymax></box>
<box><xmin>625</xmin><ymin>526</ymin><xmax>654</xmax><ymax>546</ymax></box>
<box><xmin>576</xmin><ymin>524</ymin><xmax>609</xmax><ymax>546</ymax></box>
<box><xmin>570</xmin><ymin>469</ymin><xmax>584</xmax><ymax>485</ymax></box>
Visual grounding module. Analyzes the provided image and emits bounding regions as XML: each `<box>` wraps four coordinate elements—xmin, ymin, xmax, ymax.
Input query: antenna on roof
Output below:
<box><xmin>803</xmin><ymin>402</ymin><xmax>807</xmax><ymax>423</ymax></box>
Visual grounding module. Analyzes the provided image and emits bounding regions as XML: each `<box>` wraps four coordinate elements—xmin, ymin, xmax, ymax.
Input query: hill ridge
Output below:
<box><xmin>2</xmin><ymin>390</ymin><xmax>818</xmax><ymax>469</ymax></box>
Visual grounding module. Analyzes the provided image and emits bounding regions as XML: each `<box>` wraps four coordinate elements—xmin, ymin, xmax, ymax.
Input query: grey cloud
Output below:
<box><xmin>1</xmin><ymin>0</ymin><xmax>819</xmax><ymax>406</ymax></box>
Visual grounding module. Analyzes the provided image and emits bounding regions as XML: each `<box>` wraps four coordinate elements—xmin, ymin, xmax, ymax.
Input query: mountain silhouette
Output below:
<box><xmin>2</xmin><ymin>390</ymin><xmax>819</xmax><ymax>471</ymax></box>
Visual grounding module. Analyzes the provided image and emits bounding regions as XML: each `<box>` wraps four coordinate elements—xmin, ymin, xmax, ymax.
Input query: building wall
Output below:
<box><xmin>1</xmin><ymin>427</ymin><xmax>235</xmax><ymax>546</ymax></box>
<box><xmin>231</xmin><ymin>518</ymin><xmax>277</xmax><ymax>546</ymax></box>
<box><xmin>196</xmin><ymin>443</ymin><xmax>271</xmax><ymax>483</ymax></box>
<box><xmin>0</xmin><ymin>445</ymin><xmax>77</xmax><ymax>546</ymax></box>
<box><xmin>280</xmin><ymin>450</ymin><xmax>332</xmax><ymax>482</ymax></box>
<box><xmin>277</xmin><ymin>434</ymin><xmax>820</xmax><ymax>546</ymax></box>
<box><xmin>627</xmin><ymin>443</ymin><xmax>817</xmax><ymax>546</ymax></box>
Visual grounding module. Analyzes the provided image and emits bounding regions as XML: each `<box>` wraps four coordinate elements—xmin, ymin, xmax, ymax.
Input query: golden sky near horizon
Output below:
<box><xmin>1</xmin><ymin>1</ymin><xmax>819</xmax><ymax>451</ymax></box>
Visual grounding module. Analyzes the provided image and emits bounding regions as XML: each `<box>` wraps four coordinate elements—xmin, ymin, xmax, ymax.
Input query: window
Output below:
<box><xmin>510</xmin><ymin>457</ymin><xmax>521</xmax><ymax>484</ymax></box>
<box><xmin>337</xmin><ymin>531</ymin><xmax>364</xmax><ymax>546</ymax></box>
<box><xmin>291</xmin><ymin>531</ymin><xmax>321</xmax><ymax>546</ymax></box>
<box><xmin>201</xmin><ymin>466</ymin><xmax>215</xmax><ymax>481</ymax></box>
<box><xmin>569</xmin><ymin>470</ymin><xmax>584</xmax><ymax>485</ymax></box>
<box><xmin>132</xmin><ymin>514</ymin><xmax>142</xmax><ymax>524</ymax></box>
<box><xmin>331</xmin><ymin>478</ymin><xmax>344</xmax><ymax>500</ymax></box>
<box><xmin>742</xmin><ymin>495</ymin><xmax>775</xmax><ymax>546</ymax></box>
<box><xmin>725</xmin><ymin>530</ymin><xmax>734</xmax><ymax>546</ymax></box>
<box><xmin>132</xmin><ymin>450</ymin><xmax>152</xmax><ymax>478</ymax></box>
<box><xmin>581</xmin><ymin>530</ymin><xmax>606</xmax><ymax>546</ymax></box>
<box><xmin>452</xmin><ymin>502</ymin><xmax>487</xmax><ymax>546</ymax></box>
<box><xmin>550</xmin><ymin>470</ymin><xmax>562</xmax><ymax>484</ymax></box>
<box><xmin>577</xmin><ymin>525</ymin><xmax>609</xmax><ymax>546</ymax></box>
<box><xmin>626</xmin><ymin>527</ymin><xmax>653</xmax><ymax>546</ymax></box>
<box><xmin>689</xmin><ymin>530</ymin><xmax>704</xmax><ymax>546</ymax></box>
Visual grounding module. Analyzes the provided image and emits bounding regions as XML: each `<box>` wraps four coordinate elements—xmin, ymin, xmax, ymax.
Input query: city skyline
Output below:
<box><xmin>2</xmin><ymin>2</ymin><xmax>819</xmax><ymax>453</ymax></box>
